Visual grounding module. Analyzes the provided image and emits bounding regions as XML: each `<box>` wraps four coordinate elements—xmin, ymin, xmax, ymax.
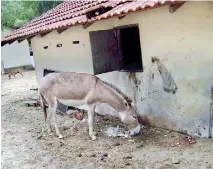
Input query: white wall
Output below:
<box><xmin>31</xmin><ymin>2</ymin><xmax>213</xmax><ymax>138</ymax></box>
<box><xmin>1</xmin><ymin>28</ymin><xmax>31</xmax><ymax>69</ymax></box>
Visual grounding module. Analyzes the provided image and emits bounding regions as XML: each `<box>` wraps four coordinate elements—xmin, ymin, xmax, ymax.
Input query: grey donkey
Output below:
<box><xmin>39</xmin><ymin>72</ymin><xmax>141</xmax><ymax>140</ymax></box>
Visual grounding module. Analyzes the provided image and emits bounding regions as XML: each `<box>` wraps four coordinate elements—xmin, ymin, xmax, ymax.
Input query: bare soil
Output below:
<box><xmin>1</xmin><ymin>71</ymin><xmax>213</xmax><ymax>169</ymax></box>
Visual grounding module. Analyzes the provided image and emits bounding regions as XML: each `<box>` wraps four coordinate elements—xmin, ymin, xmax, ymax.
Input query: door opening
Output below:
<box><xmin>119</xmin><ymin>26</ymin><xmax>143</xmax><ymax>71</ymax></box>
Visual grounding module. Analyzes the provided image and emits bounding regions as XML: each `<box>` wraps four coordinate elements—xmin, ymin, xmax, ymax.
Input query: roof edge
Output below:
<box><xmin>1</xmin><ymin>1</ymin><xmax>178</xmax><ymax>46</ymax></box>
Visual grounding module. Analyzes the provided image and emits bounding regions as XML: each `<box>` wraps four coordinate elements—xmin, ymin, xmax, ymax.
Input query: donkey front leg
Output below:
<box><xmin>46</xmin><ymin>109</ymin><xmax>53</xmax><ymax>136</ymax></box>
<box><xmin>88</xmin><ymin>105</ymin><xmax>96</xmax><ymax>140</ymax></box>
<box><xmin>50</xmin><ymin>106</ymin><xmax>63</xmax><ymax>139</ymax></box>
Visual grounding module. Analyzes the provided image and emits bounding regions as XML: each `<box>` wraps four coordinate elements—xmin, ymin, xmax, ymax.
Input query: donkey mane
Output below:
<box><xmin>102</xmin><ymin>80</ymin><xmax>132</xmax><ymax>105</ymax></box>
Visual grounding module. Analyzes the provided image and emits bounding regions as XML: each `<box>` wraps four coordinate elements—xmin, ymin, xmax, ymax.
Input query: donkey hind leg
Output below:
<box><xmin>50</xmin><ymin>106</ymin><xmax>63</xmax><ymax>139</ymax></box>
<box><xmin>88</xmin><ymin>105</ymin><xmax>96</xmax><ymax>140</ymax></box>
<box><xmin>46</xmin><ymin>108</ymin><xmax>53</xmax><ymax>135</ymax></box>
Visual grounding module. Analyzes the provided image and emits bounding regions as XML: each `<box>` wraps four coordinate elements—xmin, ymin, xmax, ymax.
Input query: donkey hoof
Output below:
<box><xmin>58</xmin><ymin>135</ymin><xmax>64</xmax><ymax>139</ymax></box>
<box><xmin>91</xmin><ymin>135</ymin><xmax>97</xmax><ymax>141</ymax></box>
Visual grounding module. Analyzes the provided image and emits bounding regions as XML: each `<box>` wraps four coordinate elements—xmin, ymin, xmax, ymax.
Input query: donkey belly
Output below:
<box><xmin>57</xmin><ymin>99</ymin><xmax>86</xmax><ymax>107</ymax></box>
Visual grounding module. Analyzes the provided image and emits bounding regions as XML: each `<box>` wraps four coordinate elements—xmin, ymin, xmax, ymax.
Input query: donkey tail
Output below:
<box><xmin>39</xmin><ymin>94</ymin><xmax>47</xmax><ymax>121</ymax></box>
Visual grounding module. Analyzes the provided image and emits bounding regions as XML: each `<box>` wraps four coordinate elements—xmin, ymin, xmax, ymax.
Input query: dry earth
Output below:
<box><xmin>1</xmin><ymin>71</ymin><xmax>213</xmax><ymax>169</ymax></box>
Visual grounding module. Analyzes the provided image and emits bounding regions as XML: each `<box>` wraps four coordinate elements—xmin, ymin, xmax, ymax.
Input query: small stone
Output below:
<box><xmin>101</xmin><ymin>156</ymin><xmax>106</xmax><ymax>162</ymax></box>
<box><xmin>77</xmin><ymin>153</ymin><xmax>82</xmax><ymax>157</ymax></box>
<box><xmin>91</xmin><ymin>154</ymin><xmax>96</xmax><ymax>157</ymax></box>
<box><xmin>74</xmin><ymin>112</ymin><xmax>84</xmax><ymax>120</ymax></box>
<box><xmin>172</xmin><ymin>157</ymin><xmax>180</xmax><ymax>164</ymax></box>
<box><xmin>37</xmin><ymin>135</ymin><xmax>42</xmax><ymax>140</ymax></box>
<box><xmin>47</xmin><ymin>143</ymin><xmax>52</xmax><ymax>146</ymax></box>
<box><xmin>103</xmin><ymin>153</ymin><xmax>108</xmax><ymax>157</ymax></box>
<box><xmin>128</xmin><ymin>139</ymin><xmax>135</xmax><ymax>142</ymax></box>
<box><xmin>113</xmin><ymin>142</ymin><xmax>120</xmax><ymax>146</ymax></box>
<box><xmin>124</xmin><ymin>154</ymin><xmax>132</xmax><ymax>159</ymax></box>
<box><xmin>125</xmin><ymin>163</ymin><xmax>131</xmax><ymax>166</ymax></box>
<box><xmin>103</xmin><ymin>115</ymin><xmax>110</xmax><ymax>121</ymax></box>
<box><xmin>62</xmin><ymin>126</ymin><xmax>69</xmax><ymax>131</ymax></box>
<box><xmin>136</xmin><ymin>143</ymin><xmax>144</xmax><ymax>148</ymax></box>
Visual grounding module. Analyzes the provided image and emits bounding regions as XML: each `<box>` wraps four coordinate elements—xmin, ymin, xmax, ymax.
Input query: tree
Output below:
<box><xmin>37</xmin><ymin>1</ymin><xmax>61</xmax><ymax>16</ymax></box>
<box><xmin>1</xmin><ymin>1</ymin><xmax>62</xmax><ymax>30</ymax></box>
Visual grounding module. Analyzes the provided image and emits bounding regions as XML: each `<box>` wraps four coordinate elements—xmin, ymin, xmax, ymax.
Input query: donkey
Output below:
<box><xmin>39</xmin><ymin>72</ymin><xmax>141</xmax><ymax>140</ymax></box>
<box><xmin>8</xmin><ymin>67</ymin><xmax>24</xmax><ymax>79</ymax></box>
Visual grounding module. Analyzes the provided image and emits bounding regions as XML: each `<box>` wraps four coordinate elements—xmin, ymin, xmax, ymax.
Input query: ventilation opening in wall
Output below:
<box><xmin>30</xmin><ymin>50</ymin><xmax>33</xmax><ymax>56</ymax></box>
<box><xmin>56</xmin><ymin>43</ymin><xmax>62</xmax><ymax>47</ymax></box>
<box><xmin>73</xmin><ymin>41</ymin><xmax>79</xmax><ymax>44</ymax></box>
<box><xmin>43</xmin><ymin>46</ymin><xmax>48</xmax><ymax>49</ymax></box>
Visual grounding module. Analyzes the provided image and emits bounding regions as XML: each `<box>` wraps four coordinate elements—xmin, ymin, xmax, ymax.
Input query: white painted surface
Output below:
<box><xmin>1</xmin><ymin>28</ymin><xmax>31</xmax><ymax>69</ymax></box>
<box><xmin>1</xmin><ymin>61</ymin><xmax>5</xmax><ymax>74</ymax></box>
<box><xmin>30</xmin><ymin>56</ymin><xmax>35</xmax><ymax>67</ymax></box>
<box><xmin>31</xmin><ymin>2</ymin><xmax>213</xmax><ymax>137</ymax></box>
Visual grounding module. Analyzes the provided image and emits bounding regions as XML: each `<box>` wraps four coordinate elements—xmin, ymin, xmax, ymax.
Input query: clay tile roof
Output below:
<box><xmin>1</xmin><ymin>0</ymin><xmax>176</xmax><ymax>46</ymax></box>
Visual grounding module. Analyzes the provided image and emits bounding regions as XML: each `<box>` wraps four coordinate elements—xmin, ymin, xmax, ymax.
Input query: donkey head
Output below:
<box><xmin>119</xmin><ymin>99</ymin><xmax>141</xmax><ymax>136</ymax></box>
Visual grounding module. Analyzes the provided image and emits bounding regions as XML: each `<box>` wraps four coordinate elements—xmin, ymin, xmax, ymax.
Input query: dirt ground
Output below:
<box><xmin>1</xmin><ymin>70</ymin><xmax>213</xmax><ymax>169</ymax></box>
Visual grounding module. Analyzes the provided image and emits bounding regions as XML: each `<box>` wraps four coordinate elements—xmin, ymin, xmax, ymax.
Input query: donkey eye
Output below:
<box><xmin>132</xmin><ymin>115</ymin><xmax>137</xmax><ymax>118</ymax></box>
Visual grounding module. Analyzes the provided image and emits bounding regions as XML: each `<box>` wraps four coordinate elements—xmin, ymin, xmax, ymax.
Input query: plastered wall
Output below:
<box><xmin>31</xmin><ymin>2</ymin><xmax>213</xmax><ymax>137</ymax></box>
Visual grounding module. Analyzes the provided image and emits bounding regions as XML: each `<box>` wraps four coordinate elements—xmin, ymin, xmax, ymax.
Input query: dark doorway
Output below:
<box><xmin>119</xmin><ymin>26</ymin><xmax>143</xmax><ymax>71</ymax></box>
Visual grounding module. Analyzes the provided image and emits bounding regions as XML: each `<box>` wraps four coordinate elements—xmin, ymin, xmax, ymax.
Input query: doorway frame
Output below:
<box><xmin>113</xmin><ymin>23</ymin><xmax>143</xmax><ymax>72</ymax></box>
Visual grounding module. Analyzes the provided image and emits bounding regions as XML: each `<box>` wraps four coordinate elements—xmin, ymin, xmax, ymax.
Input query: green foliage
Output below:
<box><xmin>37</xmin><ymin>1</ymin><xmax>61</xmax><ymax>16</ymax></box>
<box><xmin>1</xmin><ymin>0</ymin><xmax>62</xmax><ymax>30</ymax></box>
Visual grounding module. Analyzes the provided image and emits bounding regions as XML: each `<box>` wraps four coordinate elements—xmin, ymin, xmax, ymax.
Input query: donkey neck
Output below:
<box><xmin>97</xmin><ymin>80</ymin><xmax>128</xmax><ymax>112</ymax></box>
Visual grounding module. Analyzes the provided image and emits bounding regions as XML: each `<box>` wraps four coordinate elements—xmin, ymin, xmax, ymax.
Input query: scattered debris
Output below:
<box><xmin>30</xmin><ymin>88</ymin><xmax>38</xmax><ymax>91</ymax></box>
<box><xmin>105</xmin><ymin>126</ymin><xmax>129</xmax><ymax>137</ymax></box>
<box><xmin>24</xmin><ymin>100</ymin><xmax>38</xmax><ymax>107</ymax></box>
<box><xmin>184</xmin><ymin>136</ymin><xmax>196</xmax><ymax>144</ymax></box>
<box><xmin>74</xmin><ymin>112</ymin><xmax>84</xmax><ymax>120</ymax></box>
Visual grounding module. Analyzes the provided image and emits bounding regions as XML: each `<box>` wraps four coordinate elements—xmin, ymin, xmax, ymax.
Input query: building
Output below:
<box><xmin>1</xmin><ymin>28</ymin><xmax>34</xmax><ymax>72</ymax></box>
<box><xmin>2</xmin><ymin>0</ymin><xmax>213</xmax><ymax>138</ymax></box>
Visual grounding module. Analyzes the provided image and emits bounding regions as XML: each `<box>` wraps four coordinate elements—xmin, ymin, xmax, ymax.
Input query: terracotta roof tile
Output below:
<box><xmin>1</xmin><ymin>0</ymin><xmax>176</xmax><ymax>45</ymax></box>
